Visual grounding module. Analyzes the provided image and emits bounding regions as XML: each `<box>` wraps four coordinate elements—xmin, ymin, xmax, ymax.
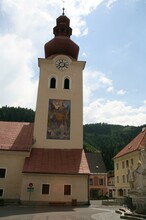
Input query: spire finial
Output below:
<box><xmin>62</xmin><ymin>0</ymin><xmax>65</xmax><ymax>15</ymax></box>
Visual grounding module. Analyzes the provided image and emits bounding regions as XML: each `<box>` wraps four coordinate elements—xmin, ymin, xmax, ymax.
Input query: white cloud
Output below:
<box><xmin>99</xmin><ymin>74</ymin><xmax>112</xmax><ymax>85</ymax></box>
<box><xmin>106</xmin><ymin>0</ymin><xmax>117</xmax><ymax>9</ymax></box>
<box><xmin>64</xmin><ymin>0</ymin><xmax>105</xmax><ymax>36</ymax></box>
<box><xmin>83</xmin><ymin>67</ymin><xmax>145</xmax><ymax>126</ymax></box>
<box><xmin>0</xmin><ymin>34</ymin><xmax>38</xmax><ymax>109</ymax></box>
<box><xmin>117</xmin><ymin>89</ymin><xmax>126</xmax><ymax>95</ymax></box>
<box><xmin>83</xmin><ymin>99</ymin><xmax>146</xmax><ymax>126</ymax></box>
<box><xmin>84</xmin><ymin>69</ymin><xmax>112</xmax><ymax>90</ymax></box>
<box><xmin>83</xmin><ymin>68</ymin><xmax>113</xmax><ymax>104</ymax></box>
<box><xmin>65</xmin><ymin>0</ymin><xmax>104</xmax><ymax>16</ymax></box>
<box><xmin>107</xmin><ymin>86</ymin><xmax>114</xmax><ymax>93</ymax></box>
<box><xmin>82</xmin><ymin>52</ymin><xmax>87</xmax><ymax>57</ymax></box>
<box><xmin>107</xmin><ymin>87</ymin><xmax>126</xmax><ymax>95</ymax></box>
<box><xmin>1</xmin><ymin>0</ymin><xmax>57</xmax><ymax>44</ymax></box>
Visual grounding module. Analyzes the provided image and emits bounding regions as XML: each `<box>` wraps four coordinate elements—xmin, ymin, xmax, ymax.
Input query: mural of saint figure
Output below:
<box><xmin>47</xmin><ymin>99</ymin><xmax>70</xmax><ymax>140</ymax></box>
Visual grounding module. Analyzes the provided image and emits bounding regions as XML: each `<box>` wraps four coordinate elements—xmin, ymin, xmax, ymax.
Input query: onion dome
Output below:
<box><xmin>44</xmin><ymin>12</ymin><xmax>79</xmax><ymax>60</ymax></box>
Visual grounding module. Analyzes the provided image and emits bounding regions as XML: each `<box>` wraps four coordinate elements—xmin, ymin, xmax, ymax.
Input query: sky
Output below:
<box><xmin>0</xmin><ymin>0</ymin><xmax>146</xmax><ymax>126</ymax></box>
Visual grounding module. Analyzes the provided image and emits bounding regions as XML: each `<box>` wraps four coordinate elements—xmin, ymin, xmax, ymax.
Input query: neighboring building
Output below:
<box><xmin>0</xmin><ymin>122</ymin><xmax>33</xmax><ymax>202</ymax></box>
<box><xmin>107</xmin><ymin>170</ymin><xmax>115</xmax><ymax>198</ymax></box>
<box><xmin>113</xmin><ymin>128</ymin><xmax>146</xmax><ymax>198</ymax></box>
<box><xmin>85</xmin><ymin>152</ymin><xmax>107</xmax><ymax>199</ymax></box>
<box><xmin>0</xmin><ymin>12</ymin><xmax>90</xmax><ymax>205</ymax></box>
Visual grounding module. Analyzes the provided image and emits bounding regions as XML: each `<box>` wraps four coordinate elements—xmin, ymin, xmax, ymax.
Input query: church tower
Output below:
<box><xmin>33</xmin><ymin>11</ymin><xmax>86</xmax><ymax>149</ymax></box>
<box><xmin>21</xmin><ymin>11</ymin><xmax>89</xmax><ymax>205</ymax></box>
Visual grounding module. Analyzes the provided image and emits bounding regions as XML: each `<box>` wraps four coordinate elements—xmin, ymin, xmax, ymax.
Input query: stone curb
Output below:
<box><xmin>115</xmin><ymin>208</ymin><xmax>146</xmax><ymax>220</ymax></box>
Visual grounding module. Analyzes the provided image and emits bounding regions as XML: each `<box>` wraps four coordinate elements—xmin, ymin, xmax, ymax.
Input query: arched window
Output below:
<box><xmin>50</xmin><ymin>77</ymin><xmax>56</xmax><ymax>88</ymax></box>
<box><xmin>64</xmin><ymin>78</ymin><xmax>70</xmax><ymax>89</ymax></box>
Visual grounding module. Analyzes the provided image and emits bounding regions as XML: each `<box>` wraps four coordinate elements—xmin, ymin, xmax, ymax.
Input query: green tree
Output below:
<box><xmin>0</xmin><ymin>106</ymin><xmax>35</xmax><ymax>122</ymax></box>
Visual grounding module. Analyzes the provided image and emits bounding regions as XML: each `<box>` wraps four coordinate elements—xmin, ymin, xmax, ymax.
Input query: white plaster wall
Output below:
<box><xmin>21</xmin><ymin>173</ymin><xmax>88</xmax><ymax>203</ymax></box>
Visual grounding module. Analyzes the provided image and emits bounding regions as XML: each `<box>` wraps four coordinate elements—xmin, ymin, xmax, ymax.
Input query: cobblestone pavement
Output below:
<box><xmin>0</xmin><ymin>202</ymin><xmax>122</xmax><ymax>220</ymax></box>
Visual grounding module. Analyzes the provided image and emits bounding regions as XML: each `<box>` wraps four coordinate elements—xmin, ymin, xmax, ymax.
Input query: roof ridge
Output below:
<box><xmin>114</xmin><ymin>130</ymin><xmax>146</xmax><ymax>159</ymax></box>
<box><xmin>139</xmin><ymin>130</ymin><xmax>146</xmax><ymax>149</ymax></box>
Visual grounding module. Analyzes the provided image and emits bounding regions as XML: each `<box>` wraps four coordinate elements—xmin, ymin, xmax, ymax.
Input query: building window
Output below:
<box><xmin>0</xmin><ymin>168</ymin><xmax>6</xmax><ymax>178</ymax></box>
<box><xmin>117</xmin><ymin>176</ymin><xmax>119</xmax><ymax>183</ymax></box>
<box><xmin>50</xmin><ymin>77</ymin><xmax>56</xmax><ymax>88</ymax></box>
<box><xmin>0</xmin><ymin>189</ymin><xmax>4</xmax><ymax>197</ymax></box>
<box><xmin>122</xmin><ymin>161</ymin><xmax>125</xmax><ymax>169</ymax></box>
<box><xmin>126</xmin><ymin>160</ymin><xmax>129</xmax><ymax>167</ymax></box>
<box><xmin>118</xmin><ymin>189</ymin><xmax>123</xmax><ymax>196</ymax></box>
<box><xmin>64</xmin><ymin>185</ymin><xmax>71</xmax><ymax>195</ymax></box>
<box><xmin>42</xmin><ymin>184</ymin><xmax>50</xmax><ymax>195</ymax></box>
<box><xmin>64</xmin><ymin>78</ymin><xmax>70</xmax><ymax>89</ymax></box>
<box><xmin>122</xmin><ymin>175</ymin><xmax>125</xmax><ymax>183</ymax></box>
<box><xmin>116</xmin><ymin>163</ymin><xmax>119</xmax><ymax>170</ymax></box>
<box><xmin>123</xmin><ymin>189</ymin><xmax>126</xmax><ymax>196</ymax></box>
<box><xmin>131</xmin><ymin>158</ymin><xmax>134</xmax><ymax>165</ymax></box>
<box><xmin>89</xmin><ymin>178</ymin><xmax>93</xmax><ymax>185</ymax></box>
<box><xmin>99</xmin><ymin>178</ymin><xmax>104</xmax><ymax>186</ymax></box>
<box><xmin>94</xmin><ymin>177</ymin><xmax>98</xmax><ymax>186</ymax></box>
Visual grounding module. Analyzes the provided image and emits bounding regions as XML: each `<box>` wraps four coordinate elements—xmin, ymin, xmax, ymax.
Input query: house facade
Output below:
<box><xmin>0</xmin><ymin>122</ymin><xmax>33</xmax><ymax>202</ymax></box>
<box><xmin>113</xmin><ymin>128</ymin><xmax>146</xmax><ymax>198</ymax></box>
<box><xmin>0</xmin><ymin>12</ymin><xmax>90</xmax><ymax>205</ymax></box>
<box><xmin>107</xmin><ymin>170</ymin><xmax>115</xmax><ymax>198</ymax></box>
<box><xmin>85</xmin><ymin>152</ymin><xmax>107</xmax><ymax>199</ymax></box>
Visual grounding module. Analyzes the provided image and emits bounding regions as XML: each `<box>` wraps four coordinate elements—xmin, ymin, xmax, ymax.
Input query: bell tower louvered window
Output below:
<box><xmin>64</xmin><ymin>78</ymin><xmax>69</xmax><ymax>89</ymax></box>
<box><xmin>50</xmin><ymin>77</ymin><xmax>56</xmax><ymax>88</ymax></box>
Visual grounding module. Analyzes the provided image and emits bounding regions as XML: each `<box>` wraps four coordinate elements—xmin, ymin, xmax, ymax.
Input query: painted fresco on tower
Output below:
<box><xmin>47</xmin><ymin>99</ymin><xmax>70</xmax><ymax>139</ymax></box>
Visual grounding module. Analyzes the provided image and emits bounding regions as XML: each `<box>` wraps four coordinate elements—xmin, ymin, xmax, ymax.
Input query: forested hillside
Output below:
<box><xmin>0</xmin><ymin>106</ymin><xmax>145</xmax><ymax>171</ymax></box>
<box><xmin>83</xmin><ymin>123</ymin><xmax>144</xmax><ymax>170</ymax></box>
<box><xmin>0</xmin><ymin>106</ymin><xmax>35</xmax><ymax>122</ymax></box>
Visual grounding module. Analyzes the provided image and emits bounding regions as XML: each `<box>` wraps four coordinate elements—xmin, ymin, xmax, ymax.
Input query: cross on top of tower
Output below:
<box><xmin>62</xmin><ymin>7</ymin><xmax>65</xmax><ymax>15</ymax></box>
<box><xmin>62</xmin><ymin>0</ymin><xmax>65</xmax><ymax>15</ymax></box>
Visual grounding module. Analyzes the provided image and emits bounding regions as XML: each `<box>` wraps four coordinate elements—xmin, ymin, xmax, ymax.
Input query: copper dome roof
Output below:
<box><xmin>44</xmin><ymin>14</ymin><xmax>79</xmax><ymax>60</ymax></box>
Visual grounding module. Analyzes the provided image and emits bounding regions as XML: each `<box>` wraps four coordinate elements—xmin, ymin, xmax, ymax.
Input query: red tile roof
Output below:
<box><xmin>114</xmin><ymin>129</ymin><xmax>146</xmax><ymax>159</ymax></box>
<box><xmin>0</xmin><ymin>121</ymin><xmax>33</xmax><ymax>151</ymax></box>
<box><xmin>23</xmin><ymin>148</ymin><xmax>90</xmax><ymax>174</ymax></box>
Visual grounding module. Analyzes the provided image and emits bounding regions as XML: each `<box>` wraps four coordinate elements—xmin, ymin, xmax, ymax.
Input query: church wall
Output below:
<box><xmin>0</xmin><ymin>151</ymin><xmax>29</xmax><ymax>200</ymax></box>
<box><xmin>20</xmin><ymin>173</ymin><xmax>89</xmax><ymax>204</ymax></box>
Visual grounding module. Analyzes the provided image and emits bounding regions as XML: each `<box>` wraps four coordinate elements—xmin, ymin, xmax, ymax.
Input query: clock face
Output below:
<box><xmin>55</xmin><ymin>59</ymin><xmax>69</xmax><ymax>70</ymax></box>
